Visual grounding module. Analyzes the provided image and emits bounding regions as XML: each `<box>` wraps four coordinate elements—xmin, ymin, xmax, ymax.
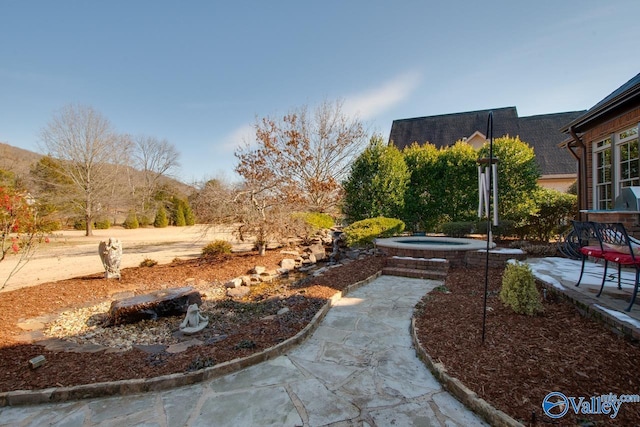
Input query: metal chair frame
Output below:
<box><xmin>594</xmin><ymin>222</ymin><xmax>640</xmax><ymax>312</ymax></box>
<box><xmin>572</xmin><ymin>220</ymin><xmax>615</xmax><ymax>290</ymax></box>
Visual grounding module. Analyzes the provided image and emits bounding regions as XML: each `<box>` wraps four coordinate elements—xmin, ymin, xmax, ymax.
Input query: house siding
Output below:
<box><xmin>582</xmin><ymin>105</ymin><xmax>640</xmax><ymax>211</ymax></box>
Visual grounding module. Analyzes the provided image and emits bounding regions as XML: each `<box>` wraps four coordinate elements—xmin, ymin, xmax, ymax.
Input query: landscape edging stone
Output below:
<box><xmin>0</xmin><ymin>270</ymin><xmax>382</xmax><ymax>407</ymax></box>
<box><xmin>410</xmin><ymin>318</ymin><xmax>525</xmax><ymax>427</ymax></box>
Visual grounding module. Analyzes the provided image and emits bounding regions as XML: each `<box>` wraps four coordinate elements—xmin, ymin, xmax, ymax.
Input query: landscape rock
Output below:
<box><xmin>277</xmin><ymin>307</ymin><xmax>290</xmax><ymax>316</ymax></box>
<box><xmin>280</xmin><ymin>258</ymin><xmax>296</xmax><ymax>270</ymax></box>
<box><xmin>252</xmin><ymin>266</ymin><xmax>266</xmax><ymax>275</ymax></box>
<box><xmin>308</xmin><ymin>244</ymin><xmax>326</xmax><ymax>261</ymax></box>
<box><xmin>166</xmin><ymin>338</ymin><xmax>203</xmax><ymax>354</ymax></box>
<box><xmin>226</xmin><ymin>286</ymin><xmax>250</xmax><ymax>298</ymax></box>
<box><xmin>224</xmin><ymin>278</ymin><xmax>243</xmax><ymax>288</ymax></box>
<box><xmin>107</xmin><ymin>286</ymin><xmax>202</xmax><ymax>326</ymax></box>
<box><xmin>280</xmin><ymin>250</ymin><xmax>300</xmax><ymax>257</ymax></box>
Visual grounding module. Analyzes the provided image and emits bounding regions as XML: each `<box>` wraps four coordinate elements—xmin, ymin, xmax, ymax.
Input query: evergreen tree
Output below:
<box><xmin>174</xmin><ymin>204</ymin><xmax>186</xmax><ymax>226</ymax></box>
<box><xmin>478</xmin><ymin>136</ymin><xmax>540</xmax><ymax>224</ymax></box>
<box><xmin>154</xmin><ymin>205</ymin><xmax>169</xmax><ymax>228</ymax></box>
<box><xmin>342</xmin><ymin>135</ymin><xmax>409</xmax><ymax>222</ymax></box>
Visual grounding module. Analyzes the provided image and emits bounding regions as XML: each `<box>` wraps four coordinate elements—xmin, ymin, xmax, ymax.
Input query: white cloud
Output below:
<box><xmin>343</xmin><ymin>70</ymin><xmax>422</xmax><ymax>119</ymax></box>
<box><xmin>217</xmin><ymin>123</ymin><xmax>255</xmax><ymax>153</ymax></box>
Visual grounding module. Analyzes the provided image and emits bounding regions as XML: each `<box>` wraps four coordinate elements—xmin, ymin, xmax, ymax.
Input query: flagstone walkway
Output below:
<box><xmin>0</xmin><ymin>275</ymin><xmax>487</xmax><ymax>427</ymax></box>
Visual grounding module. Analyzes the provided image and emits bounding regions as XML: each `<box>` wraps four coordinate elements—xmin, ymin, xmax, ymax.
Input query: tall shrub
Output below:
<box><xmin>437</xmin><ymin>141</ymin><xmax>479</xmax><ymax>224</ymax></box>
<box><xmin>123</xmin><ymin>211</ymin><xmax>140</xmax><ymax>229</ymax></box>
<box><xmin>522</xmin><ymin>188</ymin><xmax>577</xmax><ymax>242</ymax></box>
<box><xmin>402</xmin><ymin>143</ymin><xmax>441</xmax><ymax>232</ymax></box>
<box><xmin>342</xmin><ymin>136</ymin><xmax>409</xmax><ymax>222</ymax></box>
<box><xmin>478</xmin><ymin>136</ymin><xmax>540</xmax><ymax>225</ymax></box>
<box><xmin>154</xmin><ymin>205</ymin><xmax>169</xmax><ymax>228</ymax></box>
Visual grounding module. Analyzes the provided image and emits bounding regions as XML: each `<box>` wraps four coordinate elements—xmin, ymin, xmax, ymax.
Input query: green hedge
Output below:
<box><xmin>343</xmin><ymin>217</ymin><xmax>405</xmax><ymax>247</ymax></box>
<box><xmin>440</xmin><ymin>221</ymin><xmax>474</xmax><ymax>238</ymax></box>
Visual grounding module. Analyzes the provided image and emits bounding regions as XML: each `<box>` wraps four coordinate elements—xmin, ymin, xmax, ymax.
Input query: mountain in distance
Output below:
<box><xmin>0</xmin><ymin>142</ymin><xmax>43</xmax><ymax>178</ymax></box>
<box><xmin>0</xmin><ymin>141</ymin><xmax>193</xmax><ymax>194</ymax></box>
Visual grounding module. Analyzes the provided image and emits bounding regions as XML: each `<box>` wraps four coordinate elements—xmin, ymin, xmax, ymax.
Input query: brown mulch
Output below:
<box><xmin>3</xmin><ymin>252</ymin><xmax>640</xmax><ymax>426</ymax></box>
<box><xmin>0</xmin><ymin>251</ymin><xmax>384</xmax><ymax>393</ymax></box>
<box><xmin>415</xmin><ymin>265</ymin><xmax>640</xmax><ymax>426</ymax></box>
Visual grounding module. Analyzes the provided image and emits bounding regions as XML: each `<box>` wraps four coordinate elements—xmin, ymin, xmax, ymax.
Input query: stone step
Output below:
<box><xmin>385</xmin><ymin>256</ymin><xmax>450</xmax><ymax>272</ymax></box>
<box><xmin>382</xmin><ymin>267</ymin><xmax>448</xmax><ymax>280</ymax></box>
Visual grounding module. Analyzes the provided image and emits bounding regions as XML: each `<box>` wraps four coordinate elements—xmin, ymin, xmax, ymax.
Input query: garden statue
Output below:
<box><xmin>99</xmin><ymin>237</ymin><xmax>122</xmax><ymax>279</ymax></box>
<box><xmin>179</xmin><ymin>303</ymin><xmax>209</xmax><ymax>334</ymax></box>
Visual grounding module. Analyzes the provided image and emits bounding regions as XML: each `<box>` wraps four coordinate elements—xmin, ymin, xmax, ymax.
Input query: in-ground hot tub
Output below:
<box><xmin>375</xmin><ymin>236</ymin><xmax>495</xmax><ymax>266</ymax></box>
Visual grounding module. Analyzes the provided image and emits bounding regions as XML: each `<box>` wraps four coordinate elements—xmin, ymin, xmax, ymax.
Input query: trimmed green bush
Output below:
<box><xmin>174</xmin><ymin>205</ymin><xmax>186</xmax><ymax>226</ymax></box>
<box><xmin>123</xmin><ymin>211</ymin><xmax>140</xmax><ymax>229</ymax></box>
<box><xmin>295</xmin><ymin>212</ymin><xmax>334</xmax><ymax>230</ymax></box>
<box><xmin>475</xmin><ymin>219</ymin><xmax>516</xmax><ymax>239</ymax></box>
<box><xmin>440</xmin><ymin>221</ymin><xmax>474</xmax><ymax>238</ymax></box>
<box><xmin>202</xmin><ymin>240</ymin><xmax>232</xmax><ymax>257</ymax></box>
<box><xmin>94</xmin><ymin>218</ymin><xmax>111</xmax><ymax>229</ymax></box>
<box><xmin>139</xmin><ymin>258</ymin><xmax>158</xmax><ymax>267</ymax></box>
<box><xmin>343</xmin><ymin>217</ymin><xmax>405</xmax><ymax>247</ymax></box>
<box><xmin>154</xmin><ymin>206</ymin><xmax>169</xmax><ymax>228</ymax></box>
<box><xmin>500</xmin><ymin>261</ymin><xmax>543</xmax><ymax>316</ymax></box>
<box><xmin>139</xmin><ymin>215</ymin><xmax>152</xmax><ymax>227</ymax></box>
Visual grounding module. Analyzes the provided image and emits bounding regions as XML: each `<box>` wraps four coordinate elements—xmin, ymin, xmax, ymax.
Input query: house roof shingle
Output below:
<box><xmin>389</xmin><ymin>107</ymin><xmax>585</xmax><ymax>176</ymax></box>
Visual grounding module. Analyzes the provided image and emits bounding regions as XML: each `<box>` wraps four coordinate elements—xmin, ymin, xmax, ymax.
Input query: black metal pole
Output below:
<box><xmin>482</xmin><ymin>111</ymin><xmax>494</xmax><ymax>344</ymax></box>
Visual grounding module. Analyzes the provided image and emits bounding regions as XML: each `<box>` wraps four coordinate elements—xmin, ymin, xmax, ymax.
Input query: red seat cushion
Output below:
<box><xmin>580</xmin><ymin>246</ymin><xmax>605</xmax><ymax>257</ymax></box>
<box><xmin>603</xmin><ymin>251</ymin><xmax>640</xmax><ymax>265</ymax></box>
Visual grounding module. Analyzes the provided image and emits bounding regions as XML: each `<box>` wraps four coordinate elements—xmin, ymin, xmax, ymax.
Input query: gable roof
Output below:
<box><xmin>561</xmin><ymin>73</ymin><xmax>640</xmax><ymax>133</ymax></box>
<box><xmin>389</xmin><ymin>107</ymin><xmax>585</xmax><ymax>176</ymax></box>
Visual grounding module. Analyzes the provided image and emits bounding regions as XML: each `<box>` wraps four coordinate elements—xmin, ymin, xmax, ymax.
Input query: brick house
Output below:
<box><xmin>560</xmin><ymin>73</ymin><xmax>640</xmax><ymax>233</ymax></box>
<box><xmin>389</xmin><ymin>107</ymin><xmax>585</xmax><ymax>192</ymax></box>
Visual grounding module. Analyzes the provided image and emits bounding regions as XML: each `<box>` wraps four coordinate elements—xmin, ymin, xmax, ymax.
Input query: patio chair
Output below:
<box><xmin>594</xmin><ymin>222</ymin><xmax>640</xmax><ymax>312</ymax></box>
<box><xmin>572</xmin><ymin>220</ymin><xmax>610</xmax><ymax>288</ymax></box>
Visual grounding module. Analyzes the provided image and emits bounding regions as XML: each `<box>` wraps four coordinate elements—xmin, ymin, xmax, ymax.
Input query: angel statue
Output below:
<box><xmin>179</xmin><ymin>303</ymin><xmax>209</xmax><ymax>334</ymax></box>
<box><xmin>98</xmin><ymin>237</ymin><xmax>122</xmax><ymax>279</ymax></box>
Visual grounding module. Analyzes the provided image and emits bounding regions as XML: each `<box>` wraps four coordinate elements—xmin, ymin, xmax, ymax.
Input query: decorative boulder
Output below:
<box><xmin>280</xmin><ymin>258</ymin><xmax>296</xmax><ymax>270</ymax></box>
<box><xmin>308</xmin><ymin>244</ymin><xmax>326</xmax><ymax>261</ymax></box>
<box><xmin>225</xmin><ymin>278</ymin><xmax>243</xmax><ymax>288</ymax></box>
<box><xmin>252</xmin><ymin>266</ymin><xmax>266</xmax><ymax>275</ymax></box>
<box><xmin>106</xmin><ymin>286</ymin><xmax>202</xmax><ymax>326</ymax></box>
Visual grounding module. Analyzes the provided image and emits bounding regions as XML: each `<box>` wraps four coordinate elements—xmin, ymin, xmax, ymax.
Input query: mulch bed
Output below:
<box><xmin>3</xmin><ymin>251</ymin><xmax>640</xmax><ymax>426</ymax></box>
<box><xmin>0</xmin><ymin>252</ymin><xmax>384</xmax><ymax>392</ymax></box>
<box><xmin>414</xmin><ymin>265</ymin><xmax>640</xmax><ymax>426</ymax></box>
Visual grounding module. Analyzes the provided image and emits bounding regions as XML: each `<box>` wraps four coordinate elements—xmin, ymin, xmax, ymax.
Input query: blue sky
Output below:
<box><xmin>2</xmin><ymin>1</ymin><xmax>640</xmax><ymax>184</ymax></box>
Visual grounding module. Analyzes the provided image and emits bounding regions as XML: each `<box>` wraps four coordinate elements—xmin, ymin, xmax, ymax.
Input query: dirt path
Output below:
<box><xmin>0</xmin><ymin>225</ymin><xmax>251</xmax><ymax>293</ymax></box>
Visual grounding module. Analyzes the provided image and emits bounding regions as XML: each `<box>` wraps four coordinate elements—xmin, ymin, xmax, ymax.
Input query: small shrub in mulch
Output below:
<box><xmin>415</xmin><ymin>265</ymin><xmax>640</xmax><ymax>426</ymax></box>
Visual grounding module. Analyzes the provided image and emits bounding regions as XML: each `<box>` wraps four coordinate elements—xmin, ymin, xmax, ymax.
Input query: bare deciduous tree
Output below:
<box><xmin>235</xmin><ymin>99</ymin><xmax>368</xmax><ymax>213</ymax></box>
<box><xmin>191</xmin><ymin>177</ymin><xmax>304</xmax><ymax>255</ymax></box>
<box><xmin>40</xmin><ymin>104</ymin><xmax>130</xmax><ymax>236</ymax></box>
<box><xmin>130</xmin><ymin>135</ymin><xmax>181</xmax><ymax>214</ymax></box>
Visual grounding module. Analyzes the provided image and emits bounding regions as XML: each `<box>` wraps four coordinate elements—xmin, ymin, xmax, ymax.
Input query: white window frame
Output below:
<box><xmin>592</xmin><ymin>124</ymin><xmax>640</xmax><ymax>210</ymax></box>
<box><xmin>617</xmin><ymin>126</ymin><xmax>640</xmax><ymax>191</ymax></box>
<box><xmin>592</xmin><ymin>136</ymin><xmax>613</xmax><ymax>210</ymax></box>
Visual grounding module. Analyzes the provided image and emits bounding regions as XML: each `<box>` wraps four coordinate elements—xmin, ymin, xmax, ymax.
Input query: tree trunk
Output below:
<box><xmin>85</xmin><ymin>213</ymin><xmax>93</xmax><ymax>236</ymax></box>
